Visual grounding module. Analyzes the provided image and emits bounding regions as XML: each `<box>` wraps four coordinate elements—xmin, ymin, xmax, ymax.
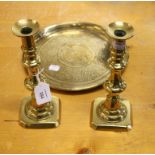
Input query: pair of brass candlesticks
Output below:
<box><xmin>12</xmin><ymin>19</ymin><xmax>134</xmax><ymax>130</ymax></box>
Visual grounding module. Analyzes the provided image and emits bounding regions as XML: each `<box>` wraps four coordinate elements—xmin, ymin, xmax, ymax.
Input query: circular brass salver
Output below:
<box><xmin>34</xmin><ymin>22</ymin><xmax>126</xmax><ymax>91</ymax></box>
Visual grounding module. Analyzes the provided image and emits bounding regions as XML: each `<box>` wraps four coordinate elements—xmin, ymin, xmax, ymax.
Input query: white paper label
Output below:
<box><xmin>48</xmin><ymin>64</ymin><xmax>60</xmax><ymax>71</ymax></box>
<box><xmin>34</xmin><ymin>82</ymin><xmax>52</xmax><ymax>105</ymax></box>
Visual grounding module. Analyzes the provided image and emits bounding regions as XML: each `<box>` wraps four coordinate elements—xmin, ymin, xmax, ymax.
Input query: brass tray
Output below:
<box><xmin>35</xmin><ymin>22</ymin><xmax>111</xmax><ymax>91</ymax></box>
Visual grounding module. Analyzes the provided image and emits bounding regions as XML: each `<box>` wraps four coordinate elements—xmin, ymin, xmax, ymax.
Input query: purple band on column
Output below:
<box><xmin>112</xmin><ymin>41</ymin><xmax>125</xmax><ymax>50</ymax></box>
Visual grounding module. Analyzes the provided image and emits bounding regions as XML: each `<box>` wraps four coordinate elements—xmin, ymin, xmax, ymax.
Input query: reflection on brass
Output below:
<box><xmin>12</xmin><ymin>19</ymin><xmax>60</xmax><ymax>128</ymax></box>
<box><xmin>91</xmin><ymin>21</ymin><xmax>134</xmax><ymax>130</ymax></box>
<box><xmin>35</xmin><ymin>22</ymin><xmax>129</xmax><ymax>91</ymax></box>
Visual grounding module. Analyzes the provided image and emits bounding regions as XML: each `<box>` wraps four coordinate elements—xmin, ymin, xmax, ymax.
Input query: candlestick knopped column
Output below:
<box><xmin>12</xmin><ymin>19</ymin><xmax>43</xmax><ymax>90</ymax></box>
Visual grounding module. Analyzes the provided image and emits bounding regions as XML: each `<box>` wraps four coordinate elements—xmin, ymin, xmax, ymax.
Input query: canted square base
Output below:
<box><xmin>90</xmin><ymin>97</ymin><xmax>132</xmax><ymax>130</ymax></box>
<box><xmin>19</xmin><ymin>96</ymin><xmax>60</xmax><ymax>128</ymax></box>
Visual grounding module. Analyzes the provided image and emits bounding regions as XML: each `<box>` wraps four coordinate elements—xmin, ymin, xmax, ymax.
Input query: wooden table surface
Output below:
<box><xmin>0</xmin><ymin>1</ymin><xmax>155</xmax><ymax>154</ymax></box>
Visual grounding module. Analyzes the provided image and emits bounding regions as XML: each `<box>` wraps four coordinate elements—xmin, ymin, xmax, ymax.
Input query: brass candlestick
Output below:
<box><xmin>91</xmin><ymin>21</ymin><xmax>134</xmax><ymax>130</ymax></box>
<box><xmin>12</xmin><ymin>19</ymin><xmax>60</xmax><ymax>128</ymax></box>
<box><xmin>12</xmin><ymin>19</ymin><xmax>41</xmax><ymax>90</ymax></box>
